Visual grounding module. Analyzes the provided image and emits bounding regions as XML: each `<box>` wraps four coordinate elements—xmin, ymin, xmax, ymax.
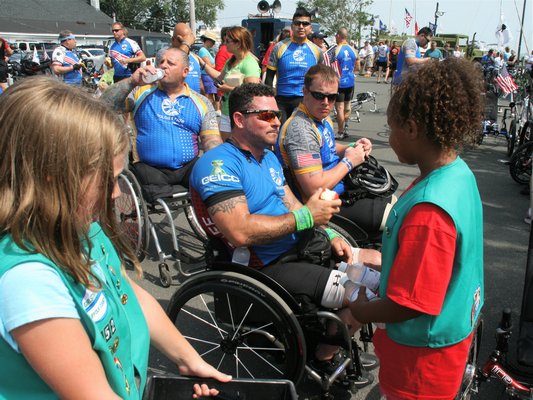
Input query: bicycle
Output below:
<box><xmin>509</xmin><ymin>141</ymin><xmax>533</xmax><ymax>185</ymax></box>
<box><xmin>459</xmin><ymin>309</ymin><xmax>533</xmax><ymax>399</ymax></box>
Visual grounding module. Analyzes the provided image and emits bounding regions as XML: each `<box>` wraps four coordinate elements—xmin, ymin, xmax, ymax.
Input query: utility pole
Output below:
<box><xmin>189</xmin><ymin>0</ymin><xmax>196</xmax><ymax>36</ymax></box>
<box><xmin>434</xmin><ymin>2</ymin><xmax>439</xmax><ymax>28</ymax></box>
<box><xmin>517</xmin><ymin>0</ymin><xmax>527</xmax><ymax>60</ymax></box>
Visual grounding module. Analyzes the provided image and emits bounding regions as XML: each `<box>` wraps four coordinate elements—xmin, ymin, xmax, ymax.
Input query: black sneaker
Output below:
<box><xmin>335</xmin><ymin>132</ymin><xmax>348</xmax><ymax>141</ymax></box>
<box><xmin>359</xmin><ymin>352</ymin><xmax>379</xmax><ymax>370</ymax></box>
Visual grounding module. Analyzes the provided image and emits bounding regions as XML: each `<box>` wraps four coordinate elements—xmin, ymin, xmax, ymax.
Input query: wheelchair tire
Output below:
<box><xmin>509</xmin><ymin>141</ymin><xmax>533</xmax><ymax>185</ymax></box>
<box><xmin>507</xmin><ymin>119</ymin><xmax>517</xmax><ymax>157</ymax></box>
<box><xmin>327</xmin><ymin>221</ymin><xmax>359</xmax><ymax>247</ymax></box>
<box><xmin>455</xmin><ymin>316</ymin><xmax>483</xmax><ymax>400</ymax></box>
<box><xmin>115</xmin><ymin>169</ymin><xmax>150</xmax><ymax>261</ymax></box>
<box><xmin>167</xmin><ymin>271</ymin><xmax>306</xmax><ymax>384</ymax></box>
<box><xmin>518</xmin><ymin>121</ymin><xmax>532</xmax><ymax>148</ymax></box>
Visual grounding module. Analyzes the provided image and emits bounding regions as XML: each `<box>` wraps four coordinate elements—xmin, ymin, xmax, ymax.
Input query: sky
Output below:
<box><xmin>217</xmin><ymin>0</ymin><xmax>533</xmax><ymax>54</ymax></box>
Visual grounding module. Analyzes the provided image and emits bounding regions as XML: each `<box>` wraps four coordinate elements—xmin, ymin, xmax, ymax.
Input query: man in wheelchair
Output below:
<box><xmin>189</xmin><ymin>83</ymin><xmax>380</xmax><ymax>380</ymax></box>
<box><xmin>103</xmin><ymin>47</ymin><xmax>223</xmax><ymax>204</ymax></box>
<box><xmin>275</xmin><ymin>64</ymin><xmax>395</xmax><ymax>241</ymax></box>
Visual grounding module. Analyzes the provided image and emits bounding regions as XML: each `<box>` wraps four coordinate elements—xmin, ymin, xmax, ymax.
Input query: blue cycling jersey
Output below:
<box><xmin>109</xmin><ymin>38</ymin><xmax>142</xmax><ymax>78</ymax></box>
<box><xmin>190</xmin><ymin>141</ymin><xmax>299</xmax><ymax>267</ymax></box>
<box><xmin>132</xmin><ymin>84</ymin><xmax>218</xmax><ymax>169</ymax></box>
<box><xmin>393</xmin><ymin>38</ymin><xmax>421</xmax><ymax>85</ymax></box>
<box><xmin>336</xmin><ymin>43</ymin><xmax>358</xmax><ymax>89</ymax></box>
<box><xmin>51</xmin><ymin>45</ymin><xmax>82</xmax><ymax>85</ymax></box>
<box><xmin>267</xmin><ymin>39</ymin><xmax>323</xmax><ymax>97</ymax></box>
<box><xmin>185</xmin><ymin>54</ymin><xmax>202</xmax><ymax>93</ymax></box>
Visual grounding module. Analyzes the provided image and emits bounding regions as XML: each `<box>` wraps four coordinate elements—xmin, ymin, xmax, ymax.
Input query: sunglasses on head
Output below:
<box><xmin>292</xmin><ymin>20</ymin><xmax>311</xmax><ymax>27</ymax></box>
<box><xmin>240</xmin><ymin>109</ymin><xmax>282</xmax><ymax>122</ymax></box>
<box><xmin>310</xmin><ymin>91</ymin><xmax>337</xmax><ymax>102</ymax></box>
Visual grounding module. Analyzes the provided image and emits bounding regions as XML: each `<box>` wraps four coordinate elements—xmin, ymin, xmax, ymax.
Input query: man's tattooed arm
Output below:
<box><xmin>100</xmin><ymin>78</ymin><xmax>136</xmax><ymax>113</ymax></box>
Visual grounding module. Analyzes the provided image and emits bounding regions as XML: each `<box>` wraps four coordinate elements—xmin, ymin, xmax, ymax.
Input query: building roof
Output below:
<box><xmin>0</xmin><ymin>0</ymin><xmax>114</xmax><ymax>35</ymax></box>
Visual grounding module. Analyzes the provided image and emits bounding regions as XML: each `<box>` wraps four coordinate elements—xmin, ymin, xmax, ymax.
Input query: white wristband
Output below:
<box><xmin>351</xmin><ymin>247</ymin><xmax>361</xmax><ymax>264</ymax></box>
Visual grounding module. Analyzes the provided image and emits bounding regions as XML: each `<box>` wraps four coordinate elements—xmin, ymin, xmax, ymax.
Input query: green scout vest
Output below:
<box><xmin>380</xmin><ymin>157</ymin><xmax>484</xmax><ymax>347</ymax></box>
<box><xmin>0</xmin><ymin>223</ymin><xmax>150</xmax><ymax>399</ymax></box>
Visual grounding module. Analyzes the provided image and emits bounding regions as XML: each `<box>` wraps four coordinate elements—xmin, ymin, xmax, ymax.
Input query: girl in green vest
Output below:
<box><xmin>0</xmin><ymin>77</ymin><xmax>230</xmax><ymax>399</ymax></box>
<box><xmin>348</xmin><ymin>58</ymin><xmax>485</xmax><ymax>399</ymax></box>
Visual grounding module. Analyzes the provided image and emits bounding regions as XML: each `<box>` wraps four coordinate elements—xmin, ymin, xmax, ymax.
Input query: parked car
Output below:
<box><xmin>78</xmin><ymin>47</ymin><xmax>106</xmax><ymax>71</ymax></box>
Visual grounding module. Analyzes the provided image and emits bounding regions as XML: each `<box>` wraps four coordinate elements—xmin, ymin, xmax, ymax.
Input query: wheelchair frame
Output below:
<box><xmin>114</xmin><ymin>168</ymin><xmax>208</xmax><ymax>287</ymax></box>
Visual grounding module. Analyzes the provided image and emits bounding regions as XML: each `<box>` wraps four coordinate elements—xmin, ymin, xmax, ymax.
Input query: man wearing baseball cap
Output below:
<box><xmin>51</xmin><ymin>30</ymin><xmax>82</xmax><ymax>85</ymax></box>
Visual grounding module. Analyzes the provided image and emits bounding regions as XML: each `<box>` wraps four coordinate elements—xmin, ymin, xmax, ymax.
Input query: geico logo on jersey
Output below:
<box><xmin>201</xmin><ymin>174</ymin><xmax>240</xmax><ymax>185</ymax></box>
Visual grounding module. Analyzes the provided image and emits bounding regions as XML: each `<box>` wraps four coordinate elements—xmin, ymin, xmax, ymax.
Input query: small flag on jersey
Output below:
<box><xmin>32</xmin><ymin>46</ymin><xmax>40</xmax><ymax>64</ymax></box>
<box><xmin>494</xmin><ymin>65</ymin><xmax>518</xmax><ymax>95</ymax></box>
<box><xmin>325</xmin><ymin>44</ymin><xmax>340</xmax><ymax>77</ymax></box>
<box><xmin>404</xmin><ymin>8</ymin><xmax>413</xmax><ymax>28</ymax></box>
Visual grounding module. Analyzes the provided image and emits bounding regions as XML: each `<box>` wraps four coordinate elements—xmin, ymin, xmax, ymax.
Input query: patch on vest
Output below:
<box><xmin>471</xmin><ymin>286</ymin><xmax>481</xmax><ymax>325</ymax></box>
<box><xmin>82</xmin><ymin>289</ymin><xmax>109</xmax><ymax>323</ymax></box>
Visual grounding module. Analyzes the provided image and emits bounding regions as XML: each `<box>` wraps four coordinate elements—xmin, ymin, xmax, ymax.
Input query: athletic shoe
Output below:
<box><xmin>335</xmin><ymin>132</ymin><xmax>348</xmax><ymax>141</ymax></box>
<box><xmin>359</xmin><ymin>352</ymin><xmax>379</xmax><ymax>370</ymax></box>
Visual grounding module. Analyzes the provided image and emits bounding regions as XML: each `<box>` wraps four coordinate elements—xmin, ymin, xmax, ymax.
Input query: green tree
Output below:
<box><xmin>296</xmin><ymin>0</ymin><xmax>374</xmax><ymax>45</ymax></box>
<box><xmin>100</xmin><ymin>0</ymin><xmax>224</xmax><ymax>32</ymax></box>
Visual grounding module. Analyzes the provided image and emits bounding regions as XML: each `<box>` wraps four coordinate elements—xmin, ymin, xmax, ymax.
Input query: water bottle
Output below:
<box><xmin>142</xmin><ymin>68</ymin><xmax>164</xmax><ymax>84</ymax></box>
<box><xmin>338</xmin><ymin>261</ymin><xmax>380</xmax><ymax>293</ymax></box>
<box><xmin>232</xmin><ymin>247</ymin><xmax>250</xmax><ymax>266</ymax></box>
<box><xmin>340</xmin><ymin>275</ymin><xmax>377</xmax><ymax>302</ymax></box>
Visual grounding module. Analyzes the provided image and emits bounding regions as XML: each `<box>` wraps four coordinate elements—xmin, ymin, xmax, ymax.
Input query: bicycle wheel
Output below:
<box><xmin>455</xmin><ymin>317</ymin><xmax>483</xmax><ymax>400</ymax></box>
<box><xmin>115</xmin><ymin>169</ymin><xmax>150</xmax><ymax>261</ymax></box>
<box><xmin>509</xmin><ymin>141</ymin><xmax>533</xmax><ymax>184</ymax></box>
<box><xmin>507</xmin><ymin>119</ymin><xmax>518</xmax><ymax>156</ymax></box>
<box><xmin>518</xmin><ymin>121</ymin><xmax>532</xmax><ymax>148</ymax></box>
<box><xmin>167</xmin><ymin>271</ymin><xmax>306</xmax><ymax>384</ymax></box>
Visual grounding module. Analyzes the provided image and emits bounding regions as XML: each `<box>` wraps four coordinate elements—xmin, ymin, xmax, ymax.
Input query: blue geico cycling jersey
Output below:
<box><xmin>109</xmin><ymin>37</ymin><xmax>142</xmax><ymax>78</ymax></box>
<box><xmin>267</xmin><ymin>39</ymin><xmax>323</xmax><ymax>97</ymax></box>
<box><xmin>132</xmin><ymin>84</ymin><xmax>217</xmax><ymax>170</ymax></box>
<box><xmin>185</xmin><ymin>54</ymin><xmax>201</xmax><ymax>93</ymax></box>
<box><xmin>190</xmin><ymin>141</ymin><xmax>299</xmax><ymax>267</ymax></box>
<box><xmin>336</xmin><ymin>44</ymin><xmax>357</xmax><ymax>89</ymax></box>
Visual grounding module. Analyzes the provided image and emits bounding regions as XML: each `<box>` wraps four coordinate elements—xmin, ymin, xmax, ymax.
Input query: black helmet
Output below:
<box><xmin>344</xmin><ymin>155</ymin><xmax>398</xmax><ymax>197</ymax></box>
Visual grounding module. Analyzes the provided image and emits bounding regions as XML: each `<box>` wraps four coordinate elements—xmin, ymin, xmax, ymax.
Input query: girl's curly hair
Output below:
<box><xmin>388</xmin><ymin>58</ymin><xmax>485</xmax><ymax>150</ymax></box>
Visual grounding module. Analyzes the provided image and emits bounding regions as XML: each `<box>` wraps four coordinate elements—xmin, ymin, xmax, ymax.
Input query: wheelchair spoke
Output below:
<box><xmin>233</xmin><ymin>350</ymin><xmax>255</xmax><ymax>379</ymax></box>
<box><xmin>199</xmin><ymin>344</ymin><xmax>222</xmax><ymax>358</ymax></box>
<box><xmin>239</xmin><ymin>343</ymin><xmax>284</xmax><ymax>375</ymax></box>
<box><xmin>183</xmin><ymin>336</ymin><xmax>220</xmax><ymax>347</ymax></box>
<box><xmin>240</xmin><ymin>322</ymin><xmax>274</xmax><ymax>337</ymax></box>
<box><xmin>216</xmin><ymin>353</ymin><xmax>227</xmax><ymax>371</ymax></box>
<box><xmin>181</xmin><ymin>306</ymin><xmax>228</xmax><ymax>335</ymax></box>
<box><xmin>237</xmin><ymin>346</ymin><xmax>284</xmax><ymax>351</ymax></box>
<box><xmin>199</xmin><ymin>294</ymin><xmax>227</xmax><ymax>339</ymax></box>
<box><xmin>231</xmin><ymin>303</ymin><xmax>254</xmax><ymax>341</ymax></box>
<box><xmin>225</xmin><ymin>292</ymin><xmax>236</xmax><ymax>330</ymax></box>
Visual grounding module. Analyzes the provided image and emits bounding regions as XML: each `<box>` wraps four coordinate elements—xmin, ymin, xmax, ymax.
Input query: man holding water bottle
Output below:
<box><xmin>102</xmin><ymin>47</ymin><xmax>222</xmax><ymax>202</ymax></box>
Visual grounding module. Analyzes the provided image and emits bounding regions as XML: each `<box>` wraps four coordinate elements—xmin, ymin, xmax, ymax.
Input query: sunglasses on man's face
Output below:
<box><xmin>292</xmin><ymin>20</ymin><xmax>311</xmax><ymax>27</ymax></box>
<box><xmin>240</xmin><ymin>109</ymin><xmax>282</xmax><ymax>122</ymax></box>
<box><xmin>112</xmin><ymin>29</ymin><xmax>122</xmax><ymax>32</ymax></box>
<box><xmin>310</xmin><ymin>91</ymin><xmax>337</xmax><ymax>102</ymax></box>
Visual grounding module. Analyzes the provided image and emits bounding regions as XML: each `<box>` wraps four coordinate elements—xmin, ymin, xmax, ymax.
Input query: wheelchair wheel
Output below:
<box><xmin>518</xmin><ymin>121</ymin><xmax>532</xmax><ymax>148</ymax></box>
<box><xmin>509</xmin><ymin>141</ymin><xmax>533</xmax><ymax>185</ymax></box>
<box><xmin>167</xmin><ymin>271</ymin><xmax>306</xmax><ymax>384</ymax></box>
<box><xmin>115</xmin><ymin>169</ymin><xmax>150</xmax><ymax>261</ymax></box>
<box><xmin>507</xmin><ymin>119</ymin><xmax>518</xmax><ymax>157</ymax></box>
<box><xmin>455</xmin><ymin>316</ymin><xmax>483</xmax><ymax>400</ymax></box>
<box><xmin>327</xmin><ymin>221</ymin><xmax>358</xmax><ymax>247</ymax></box>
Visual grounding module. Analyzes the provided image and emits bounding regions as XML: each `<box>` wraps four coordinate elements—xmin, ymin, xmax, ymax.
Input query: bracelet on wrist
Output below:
<box><xmin>341</xmin><ymin>157</ymin><xmax>354</xmax><ymax>171</ymax></box>
<box><xmin>291</xmin><ymin>206</ymin><xmax>314</xmax><ymax>232</ymax></box>
<box><xmin>324</xmin><ymin>228</ymin><xmax>338</xmax><ymax>240</ymax></box>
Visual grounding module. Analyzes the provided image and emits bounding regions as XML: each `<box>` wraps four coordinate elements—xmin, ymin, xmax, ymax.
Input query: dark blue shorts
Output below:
<box><xmin>201</xmin><ymin>74</ymin><xmax>217</xmax><ymax>94</ymax></box>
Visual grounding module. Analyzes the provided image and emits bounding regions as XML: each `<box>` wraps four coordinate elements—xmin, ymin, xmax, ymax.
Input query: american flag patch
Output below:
<box><xmin>296</xmin><ymin>153</ymin><xmax>321</xmax><ymax>168</ymax></box>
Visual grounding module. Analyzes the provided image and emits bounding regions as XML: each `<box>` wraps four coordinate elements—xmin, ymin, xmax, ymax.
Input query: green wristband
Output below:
<box><xmin>291</xmin><ymin>206</ymin><xmax>314</xmax><ymax>232</ymax></box>
<box><xmin>348</xmin><ymin>142</ymin><xmax>356</xmax><ymax>148</ymax></box>
<box><xmin>324</xmin><ymin>228</ymin><xmax>338</xmax><ymax>240</ymax></box>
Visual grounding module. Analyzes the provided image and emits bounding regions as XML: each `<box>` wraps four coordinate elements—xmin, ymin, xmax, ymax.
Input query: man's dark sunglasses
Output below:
<box><xmin>240</xmin><ymin>109</ymin><xmax>282</xmax><ymax>122</ymax></box>
<box><xmin>112</xmin><ymin>29</ymin><xmax>122</xmax><ymax>32</ymax></box>
<box><xmin>292</xmin><ymin>20</ymin><xmax>311</xmax><ymax>27</ymax></box>
<box><xmin>310</xmin><ymin>91</ymin><xmax>337</xmax><ymax>102</ymax></box>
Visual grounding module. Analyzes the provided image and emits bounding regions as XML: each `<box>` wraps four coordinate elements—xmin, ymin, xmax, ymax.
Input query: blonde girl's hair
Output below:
<box><xmin>0</xmin><ymin>76</ymin><xmax>141</xmax><ymax>286</ymax></box>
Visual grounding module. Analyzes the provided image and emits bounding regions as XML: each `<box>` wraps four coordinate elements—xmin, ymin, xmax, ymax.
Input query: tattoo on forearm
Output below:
<box><xmin>246</xmin><ymin>224</ymin><xmax>292</xmax><ymax>246</ymax></box>
<box><xmin>101</xmin><ymin>80</ymin><xmax>135</xmax><ymax>112</ymax></box>
<box><xmin>208</xmin><ymin>196</ymin><xmax>247</xmax><ymax>216</ymax></box>
<box><xmin>202</xmin><ymin>135</ymin><xmax>223</xmax><ymax>151</ymax></box>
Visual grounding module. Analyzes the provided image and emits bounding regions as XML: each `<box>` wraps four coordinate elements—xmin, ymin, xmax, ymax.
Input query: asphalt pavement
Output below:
<box><xmin>135</xmin><ymin>76</ymin><xmax>533</xmax><ymax>399</ymax></box>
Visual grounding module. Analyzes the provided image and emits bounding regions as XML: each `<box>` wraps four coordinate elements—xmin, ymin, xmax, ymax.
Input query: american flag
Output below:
<box><xmin>405</xmin><ymin>8</ymin><xmax>413</xmax><ymax>28</ymax></box>
<box><xmin>42</xmin><ymin>45</ymin><xmax>49</xmax><ymax>61</ymax></box>
<box><xmin>494</xmin><ymin>65</ymin><xmax>518</xmax><ymax>95</ymax></box>
<box><xmin>325</xmin><ymin>44</ymin><xmax>340</xmax><ymax>76</ymax></box>
<box><xmin>296</xmin><ymin>152</ymin><xmax>321</xmax><ymax>168</ymax></box>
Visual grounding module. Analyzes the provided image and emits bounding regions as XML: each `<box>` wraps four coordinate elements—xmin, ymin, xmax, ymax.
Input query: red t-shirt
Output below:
<box><xmin>215</xmin><ymin>44</ymin><xmax>231</xmax><ymax>72</ymax></box>
<box><xmin>374</xmin><ymin>202</ymin><xmax>472</xmax><ymax>400</ymax></box>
